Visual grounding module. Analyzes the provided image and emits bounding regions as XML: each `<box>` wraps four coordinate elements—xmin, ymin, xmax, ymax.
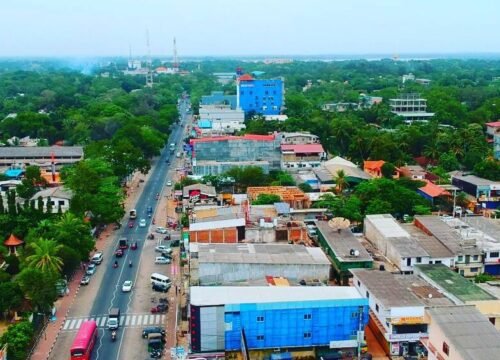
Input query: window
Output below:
<box><xmin>58</xmin><ymin>200</ymin><xmax>65</xmax><ymax>206</ymax></box>
<box><xmin>304</xmin><ymin>314</ymin><xmax>312</xmax><ymax>320</ymax></box>
<box><xmin>256</xmin><ymin>316</ymin><xmax>264</xmax><ymax>322</ymax></box>
<box><xmin>473</xmin><ymin>255</ymin><xmax>479</xmax><ymax>261</ymax></box>
<box><xmin>351</xmin><ymin>311</ymin><xmax>358</xmax><ymax>318</ymax></box>
<box><xmin>303</xmin><ymin>332</ymin><xmax>311</xmax><ymax>339</ymax></box>
<box><xmin>442</xmin><ymin>341</ymin><xmax>449</xmax><ymax>355</ymax></box>
<box><xmin>435</xmin><ymin>260</ymin><xmax>442</xmax><ymax>264</ymax></box>
<box><xmin>490</xmin><ymin>252</ymin><xmax>499</xmax><ymax>258</ymax></box>
<box><xmin>257</xmin><ymin>335</ymin><xmax>264</xmax><ymax>341</ymax></box>
<box><xmin>416</xmin><ymin>257</ymin><xmax>422</xmax><ymax>263</ymax></box>
<box><xmin>406</xmin><ymin>258</ymin><xmax>411</xmax><ymax>266</ymax></box>
<box><xmin>429</xmin><ymin>261</ymin><xmax>433</xmax><ymax>264</ymax></box>
<box><xmin>458</xmin><ymin>256</ymin><xmax>463</xmax><ymax>262</ymax></box>
<box><xmin>470</xmin><ymin>267</ymin><xmax>479</xmax><ymax>273</ymax></box>
<box><xmin>375</xmin><ymin>304</ymin><xmax>379</xmax><ymax>312</ymax></box>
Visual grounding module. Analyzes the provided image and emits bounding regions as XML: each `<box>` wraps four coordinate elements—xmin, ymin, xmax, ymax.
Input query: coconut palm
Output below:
<box><xmin>26</xmin><ymin>239</ymin><xmax>63</xmax><ymax>275</ymax></box>
<box><xmin>333</xmin><ymin>169</ymin><xmax>348</xmax><ymax>194</ymax></box>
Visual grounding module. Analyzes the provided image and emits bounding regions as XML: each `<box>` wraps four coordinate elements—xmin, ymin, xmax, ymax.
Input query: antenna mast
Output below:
<box><xmin>145</xmin><ymin>29</ymin><xmax>153</xmax><ymax>87</ymax></box>
<box><xmin>173</xmin><ymin>37</ymin><xmax>179</xmax><ymax>72</ymax></box>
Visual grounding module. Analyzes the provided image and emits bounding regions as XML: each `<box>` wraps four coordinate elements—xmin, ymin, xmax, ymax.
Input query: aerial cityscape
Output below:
<box><xmin>0</xmin><ymin>1</ymin><xmax>500</xmax><ymax>360</ymax></box>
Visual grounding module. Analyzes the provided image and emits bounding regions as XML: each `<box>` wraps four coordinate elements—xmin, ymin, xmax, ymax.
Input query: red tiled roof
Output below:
<box><xmin>281</xmin><ymin>144</ymin><xmax>325</xmax><ymax>153</ymax></box>
<box><xmin>485</xmin><ymin>121</ymin><xmax>500</xmax><ymax>127</ymax></box>
<box><xmin>190</xmin><ymin>134</ymin><xmax>275</xmax><ymax>144</ymax></box>
<box><xmin>364</xmin><ymin>160</ymin><xmax>385</xmax><ymax>170</ymax></box>
<box><xmin>419</xmin><ymin>180</ymin><xmax>450</xmax><ymax>198</ymax></box>
<box><xmin>4</xmin><ymin>234</ymin><xmax>24</xmax><ymax>246</ymax></box>
<box><xmin>238</xmin><ymin>74</ymin><xmax>254</xmax><ymax>81</ymax></box>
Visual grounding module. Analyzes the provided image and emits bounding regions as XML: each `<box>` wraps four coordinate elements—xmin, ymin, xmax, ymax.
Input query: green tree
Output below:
<box><xmin>252</xmin><ymin>194</ymin><xmax>282</xmax><ymax>205</ymax></box>
<box><xmin>224</xmin><ymin>166</ymin><xmax>268</xmax><ymax>192</ymax></box>
<box><xmin>16</xmin><ymin>165</ymin><xmax>46</xmax><ymax>199</ymax></box>
<box><xmin>438</xmin><ymin>152</ymin><xmax>460</xmax><ymax>172</ymax></box>
<box><xmin>52</xmin><ymin>212</ymin><xmax>94</xmax><ymax>262</ymax></box>
<box><xmin>16</xmin><ymin>267</ymin><xmax>57</xmax><ymax>311</ymax></box>
<box><xmin>25</xmin><ymin>239</ymin><xmax>64</xmax><ymax>275</ymax></box>
<box><xmin>333</xmin><ymin>169</ymin><xmax>348</xmax><ymax>194</ymax></box>
<box><xmin>0</xmin><ymin>320</ymin><xmax>34</xmax><ymax>360</ymax></box>
<box><xmin>298</xmin><ymin>182</ymin><xmax>313</xmax><ymax>192</ymax></box>
<box><xmin>474</xmin><ymin>159</ymin><xmax>500</xmax><ymax>181</ymax></box>
<box><xmin>381</xmin><ymin>162</ymin><xmax>396</xmax><ymax>179</ymax></box>
<box><xmin>0</xmin><ymin>282</ymin><xmax>24</xmax><ymax>316</ymax></box>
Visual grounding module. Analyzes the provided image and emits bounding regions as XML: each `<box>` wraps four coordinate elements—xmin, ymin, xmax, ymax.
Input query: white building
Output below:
<box><xmin>364</xmin><ymin>214</ymin><xmax>430</xmax><ymax>273</ymax></box>
<box><xmin>279</xmin><ymin>132</ymin><xmax>320</xmax><ymax>145</ymax></box>
<box><xmin>389</xmin><ymin>93</ymin><xmax>435</xmax><ymax>123</ymax></box>
<box><xmin>198</xmin><ymin>104</ymin><xmax>245</xmax><ymax>134</ymax></box>
<box><xmin>351</xmin><ymin>269</ymin><xmax>428</xmax><ymax>358</ymax></box>
<box><xmin>31</xmin><ymin>186</ymin><xmax>72</xmax><ymax>213</ymax></box>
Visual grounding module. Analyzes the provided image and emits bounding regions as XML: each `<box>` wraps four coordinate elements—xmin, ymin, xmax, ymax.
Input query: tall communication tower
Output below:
<box><xmin>145</xmin><ymin>29</ymin><xmax>154</xmax><ymax>87</ymax></box>
<box><xmin>173</xmin><ymin>37</ymin><xmax>179</xmax><ymax>72</ymax></box>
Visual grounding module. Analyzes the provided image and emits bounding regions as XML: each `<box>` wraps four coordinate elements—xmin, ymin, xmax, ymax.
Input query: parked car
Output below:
<box><xmin>139</xmin><ymin>218</ymin><xmax>147</xmax><ymax>228</ymax></box>
<box><xmin>155</xmin><ymin>256</ymin><xmax>171</xmax><ymax>264</ymax></box>
<box><xmin>80</xmin><ymin>275</ymin><xmax>90</xmax><ymax>285</ymax></box>
<box><xmin>142</xmin><ymin>326</ymin><xmax>166</xmax><ymax>338</ymax></box>
<box><xmin>147</xmin><ymin>206</ymin><xmax>153</xmax><ymax>214</ymax></box>
<box><xmin>91</xmin><ymin>252</ymin><xmax>104</xmax><ymax>265</ymax></box>
<box><xmin>122</xmin><ymin>280</ymin><xmax>133</xmax><ymax>292</ymax></box>
<box><xmin>166</xmin><ymin>180</ymin><xmax>172</xmax><ymax>186</ymax></box>
<box><xmin>155</xmin><ymin>227</ymin><xmax>168</xmax><ymax>234</ymax></box>
<box><xmin>155</xmin><ymin>245</ymin><xmax>171</xmax><ymax>253</ymax></box>
<box><xmin>86</xmin><ymin>264</ymin><xmax>97</xmax><ymax>276</ymax></box>
<box><xmin>152</xmin><ymin>283</ymin><xmax>170</xmax><ymax>293</ymax></box>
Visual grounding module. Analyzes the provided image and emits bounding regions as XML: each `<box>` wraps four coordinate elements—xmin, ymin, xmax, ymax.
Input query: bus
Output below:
<box><xmin>129</xmin><ymin>209</ymin><xmax>137</xmax><ymax>219</ymax></box>
<box><xmin>70</xmin><ymin>320</ymin><xmax>97</xmax><ymax>360</ymax></box>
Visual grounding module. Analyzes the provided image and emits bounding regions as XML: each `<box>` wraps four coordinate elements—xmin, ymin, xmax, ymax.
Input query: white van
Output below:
<box><xmin>150</xmin><ymin>273</ymin><xmax>171</xmax><ymax>286</ymax></box>
<box><xmin>176</xmin><ymin>152</ymin><xmax>181</xmax><ymax>158</ymax></box>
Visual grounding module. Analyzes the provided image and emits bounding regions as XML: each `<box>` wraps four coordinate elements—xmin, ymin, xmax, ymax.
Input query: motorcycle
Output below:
<box><xmin>148</xmin><ymin>233</ymin><xmax>155</xmax><ymax>240</ymax></box>
<box><xmin>152</xmin><ymin>218</ymin><xmax>156</xmax><ymax>225</ymax></box>
<box><xmin>151</xmin><ymin>303</ymin><xmax>168</xmax><ymax>314</ymax></box>
<box><xmin>113</xmin><ymin>261</ymin><xmax>118</xmax><ymax>268</ymax></box>
<box><xmin>111</xmin><ymin>330</ymin><xmax>117</xmax><ymax>342</ymax></box>
<box><xmin>150</xmin><ymin>349</ymin><xmax>162</xmax><ymax>359</ymax></box>
<box><xmin>129</xmin><ymin>260</ymin><xmax>133</xmax><ymax>268</ymax></box>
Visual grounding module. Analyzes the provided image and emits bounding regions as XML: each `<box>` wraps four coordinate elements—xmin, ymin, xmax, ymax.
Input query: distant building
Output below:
<box><xmin>190</xmin><ymin>286</ymin><xmax>369</xmax><ymax>357</ymax></box>
<box><xmin>389</xmin><ymin>93</ymin><xmax>435</xmax><ymax>123</ymax></box>
<box><xmin>315</xmin><ymin>221</ymin><xmax>373</xmax><ymax>285</ymax></box>
<box><xmin>263</xmin><ymin>114</ymin><xmax>288</xmax><ymax>122</ymax></box>
<box><xmin>31</xmin><ymin>186</ymin><xmax>72</xmax><ymax>213</ymax></box>
<box><xmin>363</xmin><ymin>160</ymin><xmax>399</xmax><ymax>179</ymax></box>
<box><xmin>280</xmin><ymin>132</ymin><xmax>320</xmax><ymax>145</ymax></box>
<box><xmin>280</xmin><ymin>144</ymin><xmax>326</xmax><ymax>170</ymax></box>
<box><xmin>198</xmin><ymin>104</ymin><xmax>245</xmax><ymax>134</ymax></box>
<box><xmin>485</xmin><ymin>121</ymin><xmax>500</xmax><ymax>160</ymax></box>
<box><xmin>321</xmin><ymin>102</ymin><xmax>359</xmax><ymax>112</ymax></box>
<box><xmin>402</xmin><ymin>73</ymin><xmax>416</xmax><ymax>83</ymax></box>
<box><xmin>451</xmin><ymin>173</ymin><xmax>500</xmax><ymax>209</ymax></box>
<box><xmin>314</xmin><ymin>156</ymin><xmax>371</xmax><ymax>191</ymax></box>
<box><xmin>212</xmin><ymin>72</ymin><xmax>236</xmax><ymax>85</ymax></box>
<box><xmin>200</xmin><ymin>91</ymin><xmax>237</xmax><ymax>109</ymax></box>
<box><xmin>0</xmin><ymin>146</ymin><xmax>84</xmax><ymax>169</ymax></box>
<box><xmin>189</xmin><ymin>243</ymin><xmax>330</xmax><ymax>285</ymax></box>
<box><xmin>237</xmin><ymin>74</ymin><xmax>284</xmax><ymax>115</ymax></box>
<box><xmin>247</xmin><ymin>186</ymin><xmax>310</xmax><ymax>209</ymax></box>
<box><xmin>424</xmin><ymin>305</ymin><xmax>500</xmax><ymax>360</ymax></box>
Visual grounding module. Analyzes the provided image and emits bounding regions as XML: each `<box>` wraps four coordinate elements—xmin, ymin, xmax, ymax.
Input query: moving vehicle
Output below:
<box><xmin>142</xmin><ymin>326</ymin><xmax>166</xmax><ymax>338</ymax></box>
<box><xmin>176</xmin><ymin>151</ymin><xmax>181</xmax><ymax>158</ymax></box>
<box><xmin>166</xmin><ymin>180</ymin><xmax>172</xmax><ymax>186</ymax></box>
<box><xmin>155</xmin><ymin>227</ymin><xmax>168</xmax><ymax>234</ymax></box>
<box><xmin>155</xmin><ymin>193</ymin><xmax>160</xmax><ymax>200</ymax></box>
<box><xmin>147</xmin><ymin>206</ymin><xmax>153</xmax><ymax>214</ymax></box>
<box><xmin>155</xmin><ymin>245</ymin><xmax>171</xmax><ymax>253</ymax></box>
<box><xmin>169</xmin><ymin>143</ymin><xmax>175</xmax><ymax>153</ymax></box>
<box><xmin>111</xmin><ymin>330</ymin><xmax>117</xmax><ymax>342</ymax></box>
<box><xmin>113</xmin><ymin>261</ymin><xmax>118</xmax><ymax>268</ymax></box>
<box><xmin>151</xmin><ymin>303</ymin><xmax>168</xmax><ymax>314</ymax></box>
<box><xmin>70</xmin><ymin>320</ymin><xmax>97</xmax><ymax>360</ymax></box>
<box><xmin>129</xmin><ymin>260</ymin><xmax>133</xmax><ymax>268</ymax></box>
<box><xmin>129</xmin><ymin>209</ymin><xmax>137</xmax><ymax>220</ymax></box>
<box><xmin>122</xmin><ymin>280</ymin><xmax>133</xmax><ymax>292</ymax></box>
<box><xmin>91</xmin><ymin>252</ymin><xmax>103</xmax><ymax>265</ymax></box>
<box><xmin>115</xmin><ymin>249</ymin><xmax>123</xmax><ymax>257</ymax></box>
<box><xmin>155</xmin><ymin>256</ymin><xmax>171</xmax><ymax>264</ymax></box>
<box><xmin>86</xmin><ymin>264</ymin><xmax>96</xmax><ymax>276</ymax></box>
<box><xmin>107</xmin><ymin>308</ymin><xmax>120</xmax><ymax>330</ymax></box>
<box><xmin>131</xmin><ymin>241</ymin><xmax>138</xmax><ymax>250</ymax></box>
<box><xmin>80</xmin><ymin>275</ymin><xmax>90</xmax><ymax>286</ymax></box>
<box><xmin>119</xmin><ymin>238</ymin><xmax>129</xmax><ymax>249</ymax></box>
<box><xmin>139</xmin><ymin>218</ymin><xmax>146</xmax><ymax>227</ymax></box>
<box><xmin>128</xmin><ymin>220</ymin><xmax>135</xmax><ymax>228</ymax></box>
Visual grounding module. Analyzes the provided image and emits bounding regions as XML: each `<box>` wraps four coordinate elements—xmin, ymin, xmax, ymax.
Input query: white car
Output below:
<box><xmin>122</xmin><ymin>280</ymin><xmax>133</xmax><ymax>292</ymax></box>
<box><xmin>139</xmin><ymin>219</ymin><xmax>146</xmax><ymax>227</ymax></box>
<box><xmin>155</xmin><ymin>256</ymin><xmax>171</xmax><ymax>264</ymax></box>
<box><xmin>155</xmin><ymin>245</ymin><xmax>171</xmax><ymax>253</ymax></box>
<box><xmin>166</xmin><ymin>181</ymin><xmax>172</xmax><ymax>186</ymax></box>
<box><xmin>155</xmin><ymin>227</ymin><xmax>168</xmax><ymax>234</ymax></box>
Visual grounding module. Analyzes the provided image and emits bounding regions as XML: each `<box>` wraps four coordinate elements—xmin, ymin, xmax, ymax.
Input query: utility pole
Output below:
<box><xmin>145</xmin><ymin>29</ymin><xmax>153</xmax><ymax>87</ymax></box>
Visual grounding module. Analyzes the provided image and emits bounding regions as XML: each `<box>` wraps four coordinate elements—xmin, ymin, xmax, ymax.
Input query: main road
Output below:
<box><xmin>90</xmin><ymin>97</ymin><xmax>190</xmax><ymax>360</ymax></box>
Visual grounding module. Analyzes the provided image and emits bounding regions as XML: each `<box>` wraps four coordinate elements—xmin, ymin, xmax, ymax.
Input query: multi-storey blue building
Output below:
<box><xmin>190</xmin><ymin>286</ymin><xmax>369</xmax><ymax>358</ymax></box>
<box><xmin>237</xmin><ymin>74</ymin><xmax>284</xmax><ymax>115</ymax></box>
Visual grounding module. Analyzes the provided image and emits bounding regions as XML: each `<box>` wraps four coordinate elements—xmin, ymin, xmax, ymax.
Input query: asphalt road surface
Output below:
<box><xmin>90</xmin><ymin>98</ymin><xmax>190</xmax><ymax>360</ymax></box>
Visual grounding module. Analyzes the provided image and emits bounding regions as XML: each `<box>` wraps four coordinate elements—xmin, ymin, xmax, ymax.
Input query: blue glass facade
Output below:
<box><xmin>224</xmin><ymin>299</ymin><xmax>369</xmax><ymax>351</ymax></box>
<box><xmin>238</xmin><ymin>79</ymin><xmax>284</xmax><ymax>115</ymax></box>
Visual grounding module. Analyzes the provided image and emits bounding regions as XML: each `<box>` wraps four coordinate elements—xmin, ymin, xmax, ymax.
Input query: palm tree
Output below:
<box><xmin>26</xmin><ymin>239</ymin><xmax>63</xmax><ymax>275</ymax></box>
<box><xmin>333</xmin><ymin>170</ymin><xmax>348</xmax><ymax>194</ymax></box>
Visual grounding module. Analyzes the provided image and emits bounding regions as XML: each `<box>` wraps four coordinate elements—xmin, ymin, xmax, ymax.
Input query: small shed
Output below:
<box><xmin>4</xmin><ymin>234</ymin><xmax>24</xmax><ymax>255</ymax></box>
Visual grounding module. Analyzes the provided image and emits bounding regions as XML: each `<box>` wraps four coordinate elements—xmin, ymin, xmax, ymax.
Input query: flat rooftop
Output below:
<box><xmin>191</xmin><ymin>243</ymin><xmax>330</xmax><ymax>266</ymax></box>
<box><xmin>402</xmin><ymin>224</ymin><xmax>454</xmax><ymax>259</ymax></box>
<box><xmin>453</xmin><ymin>174</ymin><xmax>500</xmax><ymax>187</ymax></box>
<box><xmin>427</xmin><ymin>306</ymin><xmax>500</xmax><ymax>360</ymax></box>
<box><xmin>350</xmin><ymin>269</ymin><xmax>423</xmax><ymax>308</ymax></box>
<box><xmin>415</xmin><ymin>264</ymin><xmax>496</xmax><ymax>302</ymax></box>
<box><xmin>315</xmin><ymin>221</ymin><xmax>372</xmax><ymax>262</ymax></box>
<box><xmin>365</xmin><ymin>214</ymin><xmax>410</xmax><ymax>238</ymax></box>
<box><xmin>190</xmin><ymin>286</ymin><xmax>363</xmax><ymax>306</ymax></box>
<box><xmin>394</xmin><ymin>274</ymin><xmax>454</xmax><ymax>307</ymax></box>
<box><xmin>0</xmin><ymin>146</ymin><xmax>84</xmax><ymax>158</ymax></box>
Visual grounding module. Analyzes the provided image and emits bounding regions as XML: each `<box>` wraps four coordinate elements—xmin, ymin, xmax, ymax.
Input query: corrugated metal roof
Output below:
<box><xmin>274</xmin><ymin>202</ymin><xmax>290</xmax><ymax>214</ymax></box>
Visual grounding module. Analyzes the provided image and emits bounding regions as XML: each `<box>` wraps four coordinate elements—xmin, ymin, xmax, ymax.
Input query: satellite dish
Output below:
<box><xmin>328</xmin><ymin>217</ymin><xmax>351</xmax><ymax>230</ymax></box>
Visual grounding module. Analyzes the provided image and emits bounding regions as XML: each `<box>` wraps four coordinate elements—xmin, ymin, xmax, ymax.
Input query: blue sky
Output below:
<box><xmin>1</xmin><ymin>0</ymin><xmax>499</xmax><ymax>57</ymax></box>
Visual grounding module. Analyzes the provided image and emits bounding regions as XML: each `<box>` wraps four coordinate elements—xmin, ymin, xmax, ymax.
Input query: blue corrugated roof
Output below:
<box><xmin>198</xmin><ymin>120</ymin><xmax>212</xmax><ymax>129</ymax></box>
<box><xmin>4</xmin><ymin>169</ymin><xmax>23</xmax><ymax>178</ymax></box>
<box><xmin>274</xmin><ymin>202</ymin><xmax>290</xmax><ymax>214</ymax></box>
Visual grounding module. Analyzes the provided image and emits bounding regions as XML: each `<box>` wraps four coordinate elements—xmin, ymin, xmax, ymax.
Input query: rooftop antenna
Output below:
<box><xmin>145</xmin><ymin>29</ymin><xmax>153</xmax><ymax>87</ymax></box>
<box><xmin>173</xmin><ymin>37</ymin><xmax>179</xmax><ymax>72</ymax></box>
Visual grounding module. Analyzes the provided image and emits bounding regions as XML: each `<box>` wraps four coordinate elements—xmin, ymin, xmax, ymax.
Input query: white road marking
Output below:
<box><xmin>131</xmin><ymin>315</ymin><xmax>137</xmax><ymax>326</ymax></box>
<box><xmin>137</xmin><ymin>315</ymin><xmax>143</xmax><ymax>325</ymax></box>
<box><xmin>125</xmin><ymin>316</ymin><xmax>131</xmax><ymax>326</ymax></box>
<box><xmin>63</xmin><ymin>320</ymin><xmax>71</xmax><ymax>330</ymax></box>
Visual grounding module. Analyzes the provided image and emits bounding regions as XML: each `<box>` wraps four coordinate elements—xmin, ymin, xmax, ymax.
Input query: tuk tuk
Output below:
<box><xmin>147</xmin><ymin>333</ymin><xmax>164</xmax><ymax>351</ymax></box>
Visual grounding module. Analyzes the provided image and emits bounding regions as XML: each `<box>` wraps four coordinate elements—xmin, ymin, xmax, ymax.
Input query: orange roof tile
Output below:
<box><xmin>419</xmin><ymin>180</ymin><xmax>451</xmax><ymax>198</ymax></box>
<box><xmin>364</xmin><ymin>160</ymin><xmax>385</xmax><ymax>170</ymax></box>
<box><xmin>238</xmin><ymin>74</ymin><xmax>254</xmax><ymax>81</ymax></box>
<box><xmin>4</xmin><ymin>234</ymin><xmax>24</xmax><ymax>246</ymax></box>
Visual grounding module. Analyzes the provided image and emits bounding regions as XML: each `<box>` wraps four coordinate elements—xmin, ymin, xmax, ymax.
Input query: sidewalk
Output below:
<box><xmin>30</xmin><ymin>172</ymin><xmax>146</xmax><ymax>360</ymax></box>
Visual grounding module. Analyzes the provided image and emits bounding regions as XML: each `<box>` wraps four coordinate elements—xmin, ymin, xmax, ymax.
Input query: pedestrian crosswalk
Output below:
<box><xmin>62</xmin><ymin>313</ymin><xmax>166</xmax><ymax>331</ymax></box>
